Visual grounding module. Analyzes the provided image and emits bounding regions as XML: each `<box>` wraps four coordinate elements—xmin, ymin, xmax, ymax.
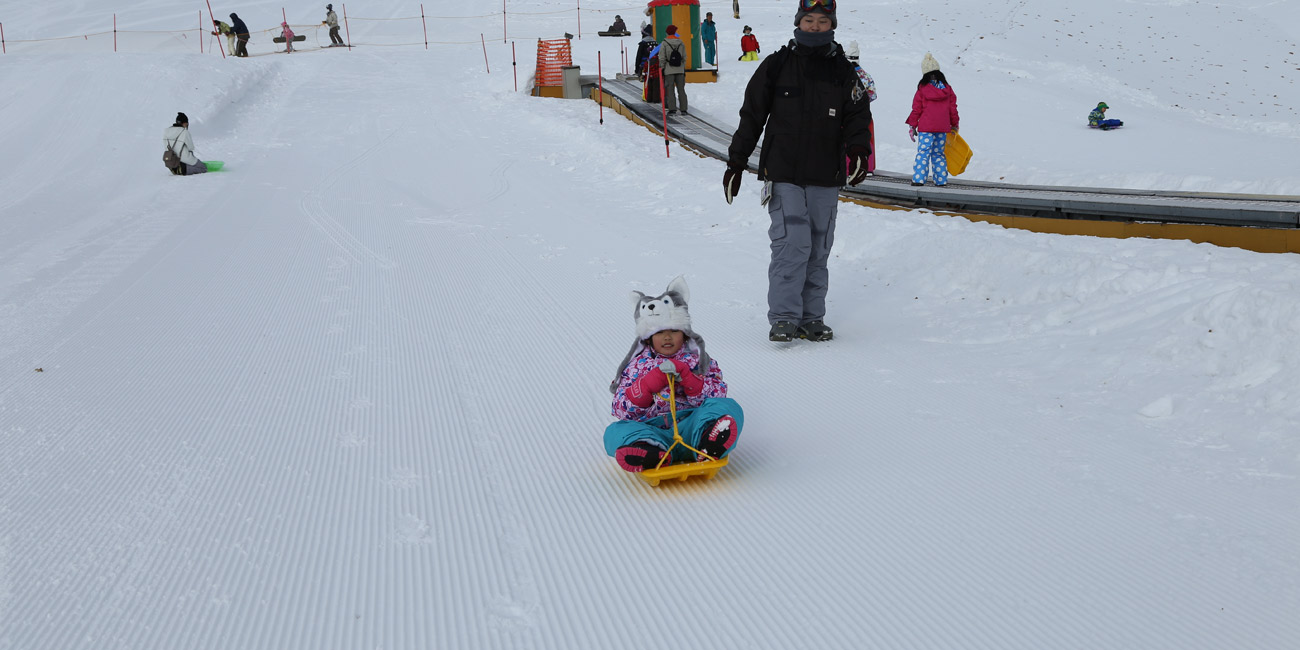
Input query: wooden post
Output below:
<box><xmin>113</xmin><ymin>14</ymin><xmax>117</xmax><ymax>52</ymax></box>
<box><xmin>199</xmin><ymin>12</ymin><xmax>203</xmax><ymax>53</ymax></box>
<box><xmin>598</xmin><ymin>51</ymin><xmax>604</xmax><ymax>125</ymax></box>
<box><xmin>511</xmin><ymin>41</ymin><xmax>517</xmax><ymax>91</ymax></box>
<box><xmin>481</xmin><ymin>33</ymin><xmax>489</xmax><ymax>73</ymax></box>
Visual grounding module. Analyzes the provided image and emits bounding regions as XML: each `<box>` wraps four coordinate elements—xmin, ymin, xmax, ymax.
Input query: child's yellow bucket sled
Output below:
<box><xmin>637</xmin><ymin>374</ymin><xmax>729</xmax><ymax>487</ymax></box>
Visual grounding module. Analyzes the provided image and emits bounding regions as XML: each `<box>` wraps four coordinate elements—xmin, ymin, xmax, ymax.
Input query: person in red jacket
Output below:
<box><xmin>905</xmin><ymin>52</ymin><xmax>960</xmax><ymax>186</ymax></box>
<box><xmin>739</xmin><ymin>25</ymin><xmax>760</xmax><ymax>61</ymax></box>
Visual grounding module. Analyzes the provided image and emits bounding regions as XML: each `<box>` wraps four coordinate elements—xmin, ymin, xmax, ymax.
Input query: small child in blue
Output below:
<box><xmin>605</xmin><ymin>275</ymin><xmax>743</xmax><ymax>473</ymax></box>
<box><xmin>1088</xmin><ymin>102</ymin><xmax>1123</xmax><ymax>130</ymax></box>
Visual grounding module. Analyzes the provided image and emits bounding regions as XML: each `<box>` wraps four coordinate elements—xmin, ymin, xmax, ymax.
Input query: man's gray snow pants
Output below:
<box><xmin>766</xmin><ymin>182</ymin><xmax>838</xmax><ymax>325</ymax></box>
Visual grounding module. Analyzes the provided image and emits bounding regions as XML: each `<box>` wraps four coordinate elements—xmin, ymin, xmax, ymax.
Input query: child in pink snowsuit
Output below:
<box><xmin>281</xmin><ymin>22</ymin><xmax>295</xmax><ymax>53</ymax></box>
<box><xmin>604</xmin><ymin>275</ymin><xmax>744</xmax><ymax>473</ymax></box>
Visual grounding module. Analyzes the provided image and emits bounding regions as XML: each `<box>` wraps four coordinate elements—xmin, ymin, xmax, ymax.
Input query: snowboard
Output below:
<box><xmin>273</xmin><ymin>35</ymin><xmax>307</xmax><ymax>43</ymax></box>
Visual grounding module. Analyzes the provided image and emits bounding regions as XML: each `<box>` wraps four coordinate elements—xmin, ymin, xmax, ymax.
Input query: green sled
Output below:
<box><xmin>204</xmin><ymin>161</ymin><xmax>225</xmax><ymax>172</ymax></box>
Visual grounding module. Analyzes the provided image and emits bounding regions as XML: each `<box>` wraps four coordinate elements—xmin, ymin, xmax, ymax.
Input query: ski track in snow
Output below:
<box><xmin>1</xmin><ymin>2</ymin><xmax>1299</xmax><ymax>649</ymax></box>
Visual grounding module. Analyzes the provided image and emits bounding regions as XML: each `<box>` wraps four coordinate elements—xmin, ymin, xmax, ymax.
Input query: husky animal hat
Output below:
<box><xmin>610</xmin><ymin>275</ymin><xmax>711</xmax><ymax>393</ymax></box>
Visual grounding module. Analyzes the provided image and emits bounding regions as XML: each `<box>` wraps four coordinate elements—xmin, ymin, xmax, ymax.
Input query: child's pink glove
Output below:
<box><xmin>627</xmin><ymin>368</ymin><xmax>669</xmax><ymax>407</ymax></box>
<box><xmin>660</xmin><ymin>360</ymin><xmax>705</xmax><ymax>396</ymax></box>
<box><xmin>909</xmin><ymin>126</ymin><xmax>918</xmax><ymax>142</ymax></box>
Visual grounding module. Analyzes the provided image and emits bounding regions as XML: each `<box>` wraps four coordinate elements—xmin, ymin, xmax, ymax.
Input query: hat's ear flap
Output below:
<box><xmin>628</xmin><ymin>290</ymin><xmax>646</xmax><ymax>307</ymax></box>
<box><xmin>665</xmin><ymin>275</ymin><xmax>689</xmax><ymax>304</ymax></box>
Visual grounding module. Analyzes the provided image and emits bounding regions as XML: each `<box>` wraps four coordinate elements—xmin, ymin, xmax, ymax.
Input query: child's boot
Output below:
<box><xmin>696</xmin><ymin>416</ymin><xmax>738</xmax><ymax>461</ymax></box>
<box><xmin>615</xmin><ymin>441</ymin><xmax>668</xmax><ymax>473</ymax></box>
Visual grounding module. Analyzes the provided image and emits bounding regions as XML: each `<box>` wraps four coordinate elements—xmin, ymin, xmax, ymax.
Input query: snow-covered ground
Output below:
<box><xmin>2</xmin><ymin>2</ymin><xmax>1298</xmax><ymax>649</ymax></box>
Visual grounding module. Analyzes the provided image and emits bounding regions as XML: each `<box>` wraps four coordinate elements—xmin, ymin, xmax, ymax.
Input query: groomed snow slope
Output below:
<box><xmin>1</xmin><ymin>2</ymin><xmax>1298</xmax><ymax>649</ymax></box>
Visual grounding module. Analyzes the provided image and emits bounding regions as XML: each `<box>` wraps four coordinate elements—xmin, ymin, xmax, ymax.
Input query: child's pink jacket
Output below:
<box><xmin>611</xmin><ymin>343</ymin><xmax>727</xmax><ymax>423</ymax></box>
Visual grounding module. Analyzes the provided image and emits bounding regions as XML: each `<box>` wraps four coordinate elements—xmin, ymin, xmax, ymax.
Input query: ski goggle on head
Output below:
<box><xmin>799</xmin><ymin>0</ymin><xmax>836</xmax><ymax>11</ymax></box>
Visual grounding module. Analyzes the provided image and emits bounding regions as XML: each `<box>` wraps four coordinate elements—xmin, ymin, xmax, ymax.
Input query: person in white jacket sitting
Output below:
<box><xmin>163</xmin><ymin>113</ymin><xmax>207</xmax><ymax>176</ymax></box>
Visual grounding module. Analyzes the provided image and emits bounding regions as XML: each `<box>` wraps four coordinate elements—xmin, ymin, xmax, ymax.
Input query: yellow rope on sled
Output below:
<box><xmin>639</xmin><ymin>374</ymin><xmax>728</xmax><ymax>485</ymax></box>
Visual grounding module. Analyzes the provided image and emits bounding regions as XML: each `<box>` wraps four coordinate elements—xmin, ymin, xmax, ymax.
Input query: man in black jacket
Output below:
<box><xmin>724</xmin><ymin>0</ymin><xmax>871</xmax><ymax>342</ymax></box>
<box><xmin>229</xmin><ymin>13</ymin><xmax>251</xmax><ymax>57</ymax></box>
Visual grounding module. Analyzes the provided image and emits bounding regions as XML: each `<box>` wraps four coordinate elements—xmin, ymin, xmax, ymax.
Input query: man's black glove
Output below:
<box><xmin>723</xmin><ymin>166</ymin><xmax>744</xmax><ymax>204</ymax></box>
<box><xmin>846</xmin><ymin>146</ymin><xmax>871</xmax><ymax>186</ymax></box>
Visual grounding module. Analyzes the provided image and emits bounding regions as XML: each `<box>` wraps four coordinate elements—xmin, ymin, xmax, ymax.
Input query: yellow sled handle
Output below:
<box><xmin>651</xmin><ymin>374</ymin><xmax>718</xmax><ymax>471</ymax></box>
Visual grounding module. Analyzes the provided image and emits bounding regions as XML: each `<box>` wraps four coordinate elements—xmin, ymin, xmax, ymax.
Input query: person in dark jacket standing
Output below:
<box><xmin>723</xmin><ymin>0</ymin><xmax>871</xmax><ymax>343</ymax></box>
<box><xmin>229</xmin><ymin>13</ymin><xmax>250</xmax><ymax>57</ymax></box>
<box><xmin>634</xmin><ymin>25</ymin><xmax>656</xmax><ymax>81</ymax></box>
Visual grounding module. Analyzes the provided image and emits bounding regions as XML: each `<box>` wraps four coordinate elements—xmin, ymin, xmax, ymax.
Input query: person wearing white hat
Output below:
<box><xmin>905</xmin><ymin>52</ymin><xmax>960</xmax><ymax>186</ymax></box>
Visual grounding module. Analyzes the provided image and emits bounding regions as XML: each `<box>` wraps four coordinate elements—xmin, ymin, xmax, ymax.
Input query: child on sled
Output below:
<box><xmin>1088</xmin><ymin>102</ymin><xmax>1123</xmax><ymax>130</ymax></box>
<box><xmin>605</xmin><ymin>275</ymin><xmax>744</xmax><ymax>473</ymax></box>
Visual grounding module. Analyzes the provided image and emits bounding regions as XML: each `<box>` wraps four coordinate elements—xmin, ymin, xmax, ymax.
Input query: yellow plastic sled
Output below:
<box><xmin>640</xmin><ymin>457</ymin><xmax>728</xmax><ymax>487</ymax></box>
<box><xmin>636</xmin><ymin>374</ymin><xmax>729</xmax><ymax>487</ymax></box>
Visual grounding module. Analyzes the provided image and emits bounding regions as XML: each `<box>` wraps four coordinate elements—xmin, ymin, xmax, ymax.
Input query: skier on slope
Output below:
<box><xmin>325</xmin><ymin>4</ymin><xmax>344</xmax><ymax>47</ymax></box>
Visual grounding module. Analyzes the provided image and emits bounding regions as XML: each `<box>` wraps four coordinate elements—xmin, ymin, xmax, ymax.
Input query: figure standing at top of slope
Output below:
<box><xmin>229</xmin><ymin>13</ymin><xmax>250</xmax><ymax>57</ymax></box>
<box><xmin>280</xmin><ymin>22</ymin><xmax>295</xmax><ymax>53</ymax></box>
<box><xmin>723</xmin><ymin>0</ymin><xmax>872</xmax><ymax>343</ymax></box>
<box><xmin>325</xmin><ymin>4</ymin><xmax>345</xmax><ymax>47</ymax></box>
<box><xmin>212</xmin><ymin>19</ymin><xmax>235</xmax><ymax>55</ymax></box>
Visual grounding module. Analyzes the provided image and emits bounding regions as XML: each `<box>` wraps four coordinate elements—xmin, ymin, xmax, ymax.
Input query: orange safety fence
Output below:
<box><xmin>534</xmin><ymin>38</ymin><xmax>572</xmax><ymax>87</ymax></box>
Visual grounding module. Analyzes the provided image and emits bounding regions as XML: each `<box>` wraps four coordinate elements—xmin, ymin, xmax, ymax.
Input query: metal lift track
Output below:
<box><xmin>596</xmin><ymin>77</ymin><xmax>1300</xmax><ymax>231</ymax></box>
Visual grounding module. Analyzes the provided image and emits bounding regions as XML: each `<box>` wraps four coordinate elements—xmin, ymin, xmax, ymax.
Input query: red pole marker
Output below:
<box><xmin>282</xmin><ymin>7</ymin><xmax>287</xmax><ymax>24</ymax></box>
<box><xmin>1</xmin><ymin>22</ymin><xmax>6</xmax><ymax>54</ymax></box>
<box><xmin>511</xmin><ymin>41</ymin><xmax>517</xmax><ymax>92</ymax></box>
<box><xmin>199</xmin><ymin>12</ymin><xmax>203</xmax><ymax>53</ymax></box>
<box><xmin>342</xmin><ymin>4</ymin><xmax>351</xmax><ymax>49</ymax></box>
<box><xmin>660</xmin><ymin>70</ymin><xmax>669</xmax><ymax>158</ymax></box>
<box><xmin>205</xmin><ymin>0</ymin><xmax>225</xmax><ymax>58</ymax></box>
<box><xmin>598</xmin><ymin>52</ymin><xmax>604</xmax><ymax>125</ymax></box>
<box><xmin>503</xmin><ymin>0</ymin><xmax>507</xmax><ymax>44</ymax></box>
<box><xmin>113</xmin><ymin>14</ymin><xmax>117</xmax><ymax>52</ymax></box>
<box><xmin>576</xmin><ymin>0</ymin><xmax>581</xmax><ymax>39</ymax></box>
<box><xmin>481</xmin><ymin>33</ymin><xmax>489</xmax><ymax>73</ymax></box>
